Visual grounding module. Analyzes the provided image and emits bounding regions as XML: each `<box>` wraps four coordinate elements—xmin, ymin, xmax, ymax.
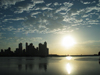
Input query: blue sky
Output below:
<box><xmin>0</xmin><ymin>0</ymin><xmax>100</xmax><ymax>55</ymax></box>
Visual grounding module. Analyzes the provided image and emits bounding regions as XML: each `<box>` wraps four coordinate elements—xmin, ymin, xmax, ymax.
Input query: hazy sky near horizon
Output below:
<box><xmin>0</xmin><ymin>0</ymin><xmax>100</xmax><ymax>55</ymax></box>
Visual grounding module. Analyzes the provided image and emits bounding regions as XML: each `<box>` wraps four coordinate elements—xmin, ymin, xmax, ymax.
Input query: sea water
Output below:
<box><xmin>0</xmin><ymin>56</ymin><xmax>100</xmax><ymax>75</ymax></box>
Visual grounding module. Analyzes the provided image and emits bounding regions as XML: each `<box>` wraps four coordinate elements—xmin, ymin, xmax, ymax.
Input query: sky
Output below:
<box><xmin>0</xmin><ymin>0</ymin><xmax>100</xmax><ymax>55</ymax></box>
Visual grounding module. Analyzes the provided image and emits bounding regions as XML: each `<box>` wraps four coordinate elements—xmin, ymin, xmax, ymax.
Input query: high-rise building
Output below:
<box><xmin>19</xmin><ymin>43</ymin><xmax>22</xmax><ymax>51</ymax></box>
<box><xmin>26</xmin><ymin>42</ymin><xmax>28</xmax><ymax>51</ymax></box>
<box><xmin>39</xmin><ymin>42</ymin><xmax>49</xmax><ymax>56</ymax></box>
<box><xmin>0</xmin><ymin>42</ymin><xmax>49</xmax><ymax>57</ymax></box>
<box><xmin>44</xmin><ymin>41</ymin><xmax>47</xmax><ymax>48</ymax></box>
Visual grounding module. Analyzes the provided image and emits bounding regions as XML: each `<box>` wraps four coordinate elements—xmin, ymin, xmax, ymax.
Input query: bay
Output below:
<box><xmin>0</xmin><ymin>56</ymin><xmax>100</xmax><ymax>75</ymax></box>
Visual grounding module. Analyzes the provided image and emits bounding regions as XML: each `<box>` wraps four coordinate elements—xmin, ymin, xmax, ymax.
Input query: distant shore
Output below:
<box><xmin>0</xmin><ymin>54</ymin><xmax>99</xmax><ymax>57</ymax></box>
<box><xmin>48</xmin><ymin>54</ymin><xmax>100</xmax><ymax>57</ymax></box>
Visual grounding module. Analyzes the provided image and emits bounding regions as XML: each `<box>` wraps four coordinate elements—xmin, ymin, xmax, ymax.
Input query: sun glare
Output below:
<box><xmin>62</xmin><ymin>36</ymin><xmax>76</xmax><ymax>48</ymax></box>
<box><xmin>66</xmin><ymin>63</ymin><xmax>72</xmax><ymax>74</ymax></box>
<box><xmin>66</xmin><ymin>56</ymin><xmax>72</xmax><ymax>60</ymax></box>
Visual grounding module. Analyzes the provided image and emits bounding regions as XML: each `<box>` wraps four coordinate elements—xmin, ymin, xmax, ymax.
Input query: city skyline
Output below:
<box><xmin>0</xmin><ymin>0</ymin><xmax>100</xmax><ymax>55</ymax></box>
<box><xmin>0</xmin><ymin>41</ymin><xmax>49</xmax><ymax>56</ymax></box>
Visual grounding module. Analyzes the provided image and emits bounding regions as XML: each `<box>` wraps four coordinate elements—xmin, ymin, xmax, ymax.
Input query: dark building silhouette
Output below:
<box><xmin>14</xmin><ymin>43</ymin><xmax>23</xmax><ymax>56</ymax></box>
<box><xmin>39</xmin><ymin>42</ymin><xmax>49</xmax><ymax>56</ymax></box>
<box><xmin>98</xmin><ymin>51</ymin><xmax>100</xmax><ymax>55</ymax></box>
<box><xmin>26</xmin><ymin>42</ymin><xmax>28</xmax><ymax>53</ymax></box>
<box><xmin>19</xmin><ymin>43</ymin><xmax>22</xmax><ymax>52</ymax></box>
<box><xmin>0</xmin><ymin>42</ymin><xmax>49</xmax><ymax>57</ymax></box>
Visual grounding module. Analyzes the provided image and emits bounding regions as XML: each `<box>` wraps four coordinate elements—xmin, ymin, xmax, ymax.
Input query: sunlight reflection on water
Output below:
<box><xmin>66</xmin><ymin>63</ymin><xmax>72</xmax><ymax>74</ymax></box>
<box><xmin>66</xmin><ymin>56</ymin><xmax>72</xmax><ymax>60</ymax></box>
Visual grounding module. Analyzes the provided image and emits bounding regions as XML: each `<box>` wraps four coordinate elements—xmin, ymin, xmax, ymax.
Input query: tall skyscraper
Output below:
<box><xmin>26</xmin><ymin>42</ymin><xmax>28</xmax><ymax>51</ymax></box>
<box><xmin>44</xmin><ymin>41</ymin><xmax>47</xmax><ymax>48</ymax></box>
<box><xmin>38</xmin><ymin>42</ymin><xmax>48</xmax><ymax>56</ymax></box>
<box><xmin>19</xmin><ymin>43</ymin><xmax>22</xmax><ymax>51</ymax></box>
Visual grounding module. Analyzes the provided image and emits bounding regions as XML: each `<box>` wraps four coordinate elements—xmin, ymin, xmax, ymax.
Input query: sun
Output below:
<box><xmin>62</xmin><ymin>35</ymin><xmax>76</xmax><ymax>48</ymax></box>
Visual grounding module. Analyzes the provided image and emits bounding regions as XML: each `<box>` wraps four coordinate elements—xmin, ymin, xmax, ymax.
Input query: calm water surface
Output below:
<box><xmin>0</xmin><ymin>56</ymin><xmax>100</xmax><ymax>75</ymax></box>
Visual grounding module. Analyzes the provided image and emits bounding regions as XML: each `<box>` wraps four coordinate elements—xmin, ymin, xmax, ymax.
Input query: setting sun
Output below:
<box><xmin>62</xmin><ymin>36</ymin><xmax>76</xmax><ymax>48</ymax></box>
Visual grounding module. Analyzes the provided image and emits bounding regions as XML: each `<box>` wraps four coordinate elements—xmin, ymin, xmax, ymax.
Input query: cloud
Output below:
<box><xmin>80</xmin><ymin>0</ymin><xmax>96</xmax><ymax>4</ymax></box>
<box><xmin>19</xmin><ymin>1</ymin><xmax>98</xmax><ymax>34</ymax></box>
<box><xmin>63</xmin><ymin>2</ymin><xmax>73</xmax><ymax>7</ymax></box>
<box><xmin>14</xmin><ymin>37</ymin><xmax>43</xmax><ymax>43</ymax></box>
<box><xmin>31</xmin><ymin>0</ymin><xmax>44</xmax><ymax>4</ymax></box>
<box><xmin>1</xmin><ymin>0</ymin><xmax>100</xmax><ymax>35</ymax></box>
<box><xmin>46</xmin><ymin>3</ymin><xmax>52</xmax><ymax>7</ymax></box>
<box><xmin>23</xmin><ymin>10</ymin><xmax>64</xmax><ymax>31</ymax></box>
<box><xmin>56</xmin><ymin>2</ymin><xmax>73</xmax><ymax>13</ymax></box>
<box><xmin>2</xmin><ymin>26</ymin><xmax>16</xmax><ymax>31</ymax></box>
<box><xmin>7</xmin><ymin>36</ymin><xmax>43</xmax><ymax>45</ymax></box>
<box><xmin>14</xmin><ymin>0</ymin><xmax>44</xmax><ymax>13</ymax></box>
<box><xmin>31</xmin><ymin>12</ymin><xmax>41</xmax><ymax>16</ymax></box>
<box><xmin>3</xmin><ymin>17</ymin><xmax>26</xmax><ymax>22</ymax></box>
<box><xmin>41</xmin><ymin>7</ymin><xmax>53</xmax><ymax>10</ymax></box>
<box><xmin>14</xmin><ymin>3</ymin><xmax>35</xmax><ymax>13</ymax></box>
<box><xmin>0</xmin><ymin>36</ymin><xmax>44</xmax><ymax>50</ymax></box>
<box><xmin>53</xmin><ymin>2</ymin><xmax>62</xmax><ymax>6</ymax></box>
<box><xmin>86</xmin><ymin>6</ymin><xmax>100</xmax><ymax>13</ymax></box>
<box><xmin>0</xmin><ymin>0</ymin><xmax>25</xmax><ymax>9</ymax></box>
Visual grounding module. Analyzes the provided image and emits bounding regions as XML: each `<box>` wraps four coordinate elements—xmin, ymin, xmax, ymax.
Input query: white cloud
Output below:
<box><xmin>31</xmin><ymin>12</ymin><xmax>41</xmax><ymax>17</ymax></box>
<box><xmin>63</xmin><ymin>2</ymin><xmax>73</xmax><ymax>7</ymax></box>
<box><xmin>1</xmin><ymin>0</ymin><xmax>100</xmax><ymax>34</ymax></box>
<box><xmin>53</xmin><ymin>2</ymin><xmax>61</xmax><ymax>6</ymax></box>
<box><xmin>15</xmin><ymin>37</ymin><xmax>43</xmax><ymax>43</ymax></box>
<box><xmin>86</xmin><ymin>6</ymin><xmax>100</xmax><ymax>13</ymax></box>
<box><xmin>0</xmin><ymin>36</ymin><xmax>44</xmax><ymax>50</ymax></box>
<box><xmin>2</xmin><ymin>26</ymin><xmax>16</xmax><ymax>31</ymax></box>
<box><xmin>56</xmin><ymin>2</ymin><xmax>73</xmax><ymax>13</ymax></box>
<box><xmin>14</xmin><ymin>3</ymin><xmax>35</xmax><ymax>13</ymax></box>
<box><xmin>0</xmin><ymin>0</ymin><xmax>25</xmax><ymax>8</ymax></box>
<box><xmin>56</xmin><ymin>6</ymin><xmax>70</xmax><ymax>13</ymax></box>
<box><xmin>82</xmin><ymin>14</ymin><xmax>89</xmax><ymax>18</ymax></box>
<box><xmin>3</xmin><ymin>17</ymin><xmax>25</xmax><ymax>22</ymax></box>
<box><xmin>31</xmin><ymin>0</ymin><xmax>44</xmax><ymax>4</ymax></box>
<box><xmin>14</xmin><ymin>0</ymin><xmax>45</xmax><ymax>13</ymax></box>
<box><xmin>46</xmin><ymin>3</ymin><xmax>52</xmax><ymax>7</ymax></box>
<box><xmin>81</xmin><ymin>1</ymin><xmax>91</xmax><ymax>4</ymax></box>
<box><xmin>41</xmin><ymin>7</ymin><xmax>53</xmax><ymax>10</ymax></box>
<box><xmin>80</xmin><ymin>0</ymin><xmax>96</xmax><ymax>4</ymax></box>
<box><xmin>23</xmin><ymin>10</ymin><xmax>64</xmax><ymax>31</ymax></box>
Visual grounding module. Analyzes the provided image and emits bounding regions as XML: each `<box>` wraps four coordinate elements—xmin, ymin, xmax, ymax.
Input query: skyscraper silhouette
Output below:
<box><xmin>39</xmin><ymin>42</ymin><xmax>48</xmax><ymax>56</ymax></box>
<box><xmin>0</xmin><ymin>42</ymin><xmax>49</xmax><ymax>57</ymax></box>
<box><xmin>19</xmin><ymin>43</ymin><xmax>22</xmax><ymax>51</ymax></box>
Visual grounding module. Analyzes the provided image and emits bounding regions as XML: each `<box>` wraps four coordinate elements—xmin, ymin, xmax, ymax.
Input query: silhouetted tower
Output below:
<box><xmin>1</xmin><ymin>49</ymin><xmax>3</xmax><ymax>53</ymax></box>
<box><xmin>98</xmin><ymin>51</ymin><xmax>100</xmax><ymax>55</ymax></box>
<box><xmin>39</xmin><ymin>43</ymin><xmax>42</xmax><ymax>50</ymax></box>
<box><xmin>38</xmin><ymin>42</ymin><xmax>49</xmax><ymax>56</ymax></box>
<box><xmin>44</xmin><ymin>41</ymin><xmax>49</xmax><ymax>56</ymax></box>
<box><xmin>19</xmin><ymin>43</ymin><xmax>22</xmax><ymax>51</ymax></box>
<box><xmin>30</xmin><ymin>43</ymin><xmax>33</xmax><ymax>47</ymax></box>
<box><xmin>18</xmin><ymin>43</ymin><xmax>22</xmax><ymax>55</ymax></box>
<box><xmin>44</xmin><ymin>41</ymin><xmax>47</xmax><ymax>48</ymax></box>
<box><xmin>26</xmin><ymin>42</ymin><xmax>28</xmax><ymax>52</ymax></box>
<box><xmin>8</xmin><ymin>47</ymin><xmax>11</xmax><ymax>52</ymax></box>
